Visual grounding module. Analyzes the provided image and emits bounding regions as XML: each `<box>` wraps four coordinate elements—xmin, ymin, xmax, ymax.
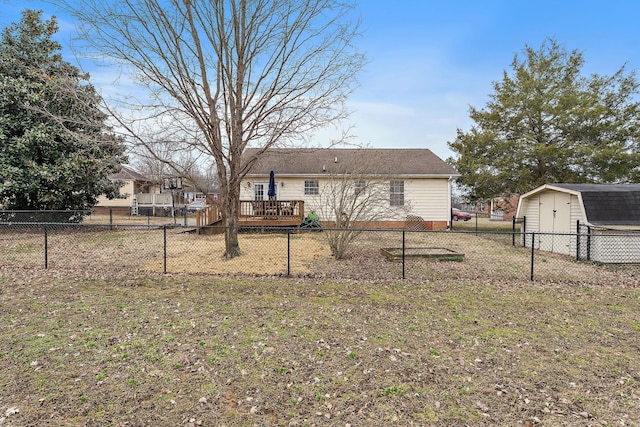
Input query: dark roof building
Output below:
<box><xmin>551</xmin><ymin>183</ymin><xmax>640</xmax><ymax>226</ymax></box>
<box><xmin>243</xmin><ymin>148</ymin><xmax>459</xmax><ymax>177</ymax></box>
<box><xmin>108</xmin><ymin>165</ymin><xmax>149</xmax><ymax>182</ymax></box>
<box><xmin>516</xmin><ymin>182</ymin><xmax>640</xmax><ymax>232</ymax></box>
<box><xmin>516</xmin><ymin>183</ymin><xmax>640</xmax><ymax>262</ymax></box>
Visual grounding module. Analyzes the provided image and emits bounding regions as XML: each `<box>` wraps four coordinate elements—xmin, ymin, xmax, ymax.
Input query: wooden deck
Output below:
<box><xmin>195</xmin><ymin>200</ymin><xmax>305</xmax><ymax>231</ymax></box>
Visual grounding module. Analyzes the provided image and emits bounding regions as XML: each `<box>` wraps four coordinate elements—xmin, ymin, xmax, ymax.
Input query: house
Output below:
<box><xmin>94</xmin><ymin>166</ymin><xmax>158</xmax><ymax>215</ymax></box>
<box><xmin>515</xmin><ymin>183</ymin><xmax>640</xmax><ymax>262</ymax></box>
<box><xmin>183</xmin><ymin>185</ymin><xmax>221</xmax><ymax>205</ymax></box>
<box><xmin>461</xmin><ymin>193</ymin><xmax>520</xmax><ymax>221</ymax></box>
<box><xmin>240</xmin><ymin>148</ymin><xmax>460</xmax><ymax>230</ymax></box>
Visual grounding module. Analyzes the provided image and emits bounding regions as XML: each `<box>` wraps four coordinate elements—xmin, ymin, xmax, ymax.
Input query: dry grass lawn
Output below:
<box><xmin>149</xmin><ymin>232</ymin><xmax>332</xmax><ymax>275</ymax></box>
<box><xmin>3</xmin><ymin>226</ymin><xmax>639</xmax><ymax>285</ymax></box>
<box><xmin>0</xmin><ymin>266</ymin><xmax>639</xmax><ymax>426</ymax></box>
<box><xmin>2</xmin><ymin>226</ymin><xmax>640</xmax><ymax>425</ymax></box>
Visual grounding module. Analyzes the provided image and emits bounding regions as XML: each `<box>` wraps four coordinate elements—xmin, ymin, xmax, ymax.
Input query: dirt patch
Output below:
<box><xmin>148</xmin><ymin>232</ymin><xmax>332</xmax><ymax>275</ymax></box>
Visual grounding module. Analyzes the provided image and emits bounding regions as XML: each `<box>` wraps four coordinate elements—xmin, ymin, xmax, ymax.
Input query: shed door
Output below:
<box><xmin>538</xmin><ymin>192</ymin><xmax>571</xmax><ymax>253</ymax></box>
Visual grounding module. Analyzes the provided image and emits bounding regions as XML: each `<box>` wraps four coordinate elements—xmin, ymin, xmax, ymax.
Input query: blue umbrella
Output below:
<box><xmin>267</xmin><ymin>170</ymin><xmax>276</xmax><ymax>200</ymax></box>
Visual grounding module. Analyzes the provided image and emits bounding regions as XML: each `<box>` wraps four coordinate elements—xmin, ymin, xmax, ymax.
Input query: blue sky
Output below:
<box><xmin>2</xmin><ymin>0</ymin><xmax>640</xmax><ymax>160</ymax></box>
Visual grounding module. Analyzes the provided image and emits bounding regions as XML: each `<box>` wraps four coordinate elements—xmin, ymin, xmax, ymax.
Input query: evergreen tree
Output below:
<box><xmin>0</xmin><ymin>10</ymin><xmax>126</xmax><ymax>212</ymax></box>
<box><xmin>448</xmin><ymin>38</ymin><xmax>640</xmax><ymax>200</ymax></box>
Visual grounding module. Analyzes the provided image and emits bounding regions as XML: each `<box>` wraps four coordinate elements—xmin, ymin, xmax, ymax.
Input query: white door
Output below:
<box><xmin>253</xmin><ymin>182</ymin><xmax>278</xmax><ymax>200</ymax></box>
<box><xmin>538</xmin><ymin>191</ymin><xmax>571</xmax><ymax>253</ymax></box>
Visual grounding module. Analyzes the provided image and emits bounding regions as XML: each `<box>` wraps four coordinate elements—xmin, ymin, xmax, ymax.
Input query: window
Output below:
<box><xmin>253</xmin><ymin>183</ymin><xmax>265</xmax><ymax>200</ymax></box>
<box><xmin>354</xmin><ymin>180</ymin><xmax>366</xmax><ymax>196</ymax></box>
<box><xmin>304</xmin><ymin>180</ymin><xmax>319</xmax><ymax>195</ymax></box>
<box><xmin>389</xmin><ymin>180</ymin><xmax>404</xmax><ymax>206</ymax></box>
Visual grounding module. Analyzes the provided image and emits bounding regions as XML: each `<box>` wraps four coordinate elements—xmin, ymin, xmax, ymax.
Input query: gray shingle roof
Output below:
<box><xmin>108</xmin><ymin>166</ymin><xmax>149</xmax><ymax>181</ymax></box>
<box><xmin>552</xmin><ymin>183</ymin><xmax>640</xmax><ymax>226</ymax></box>
<box><xmin>243</xmin><ymin>148</ymin><xmax>459</xmax><ymax>177</ymax></box>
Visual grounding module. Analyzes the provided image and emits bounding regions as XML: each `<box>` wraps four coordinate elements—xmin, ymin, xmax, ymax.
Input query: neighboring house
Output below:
<box><xmin>94</xmin><ymin>166</ymin><xmax>155</xmax><ymax>215</ymax></box>
<box><xmin>241</xmin><ymin>148</ymin><xmax>460</xmax><ymax>230</ymax></box>
<box><xmin>183</xmin><ymin>185</ymin><xmax>221</xmax><ymax>205</ymax></box>
<box><xmin>461</xmin><ymin>193</ymin><xmax>520</xmax><ymax>220</ymax></box>
<box><xmin>516</xmin><ymin>183</ymin><xmax>640</xmax><ymax>262</ymax></box>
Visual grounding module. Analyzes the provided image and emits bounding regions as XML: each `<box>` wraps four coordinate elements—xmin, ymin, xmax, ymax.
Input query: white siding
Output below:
<box><xmin>519</xmin><ymin>185</ymin><xmax>640</xmax><ymax>263</ymax></box>
<box><xmin>565</xmin><ymin>195</ymin><xmax>583</xmax><ymax>256</ymax></box>
<box><xmin>95</xmin><ymin>180</ymin><xmax>135</xmax><ymax>207</ymax></box>
<box><xmin>569</xmin><ymin>195</ymin><xmax>582</xmax><ymax>233</ymax></box>
<box><xmin>521</xmin><ymin>191</ymin><xmax>582</xmax><ymax>255</ymax></box>
<box><xmin>522</xmin><ymin>194</ymin><xmax>540</xmax><ymax>233</ymax></box>
<box><xmin>405</xmin><ymin>178</ymin><xmax>451</xmax><ymax>221</ymax></box>
<box><xmin>240</xmin><ymin>176</ymin><xmax>451</xmax><ymax>222</ymax></box>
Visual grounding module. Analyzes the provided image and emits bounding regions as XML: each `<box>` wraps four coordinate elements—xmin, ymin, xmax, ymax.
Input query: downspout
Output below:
<box><xmin>447</xmin><ymin>176</ymin><xmax>453</xmax><ymax>229</ymax></box>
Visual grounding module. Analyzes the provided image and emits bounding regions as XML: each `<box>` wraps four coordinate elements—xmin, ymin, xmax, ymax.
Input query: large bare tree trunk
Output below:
<box><xmin>222</xmin><ymin>188</ymin><xmax>241</xmax><ymax>258</ymax></box>
<box><xmin>219</xmin><ymin>165</ymin><xmax>241</xmax><ymax>257</ymax></box>
<box><xmin>62</xmin><ymin>0</ymin><xmax>365</xmax><ymax>258</ymax></box>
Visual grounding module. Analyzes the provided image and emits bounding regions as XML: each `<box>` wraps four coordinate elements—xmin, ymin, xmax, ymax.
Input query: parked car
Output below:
<box><xmin>187</xmin><ymin>200</ymin><xmax>206</xmax><ymax>212</ymax></box>
<box><xmin>452</xmin><ymin>208</ymin><xmax>472</xmax><ymax>221</ymax></box>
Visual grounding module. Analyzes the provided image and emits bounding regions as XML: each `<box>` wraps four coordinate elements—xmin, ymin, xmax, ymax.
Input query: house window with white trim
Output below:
<box><xmin>389</xmin><ymin>180</ymin><xmax>404</xmax><ymax>206</ymax></box>
<box><xmin>304</xmin><ymin>180</ymin><xmax>319</xmax><ymax>195</ymax></box>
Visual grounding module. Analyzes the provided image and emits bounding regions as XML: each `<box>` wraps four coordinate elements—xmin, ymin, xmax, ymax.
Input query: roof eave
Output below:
<box><xmin>244</xmin><ymin>173</ymin><xmax>460</xmax><ymax>179</ymax></box>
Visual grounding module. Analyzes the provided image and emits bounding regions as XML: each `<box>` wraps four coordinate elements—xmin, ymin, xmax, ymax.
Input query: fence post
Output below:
<box><xmin>109</xmin><ymin>208</ymin><xmax>113</xmax><ymax>231</ymax></box>
<box><xmin>530</xmin><ymin>232</ymin><xmax>535</xmax><ymax>281</ymax></box>
<box><xmin>587</xmin><ymin>226</ymin><xmax>592</xmax><ymax>261</ymax></box>
<box><xmin>43</xmin><ymin>225</ymin><xmax>48</xmax><ymax>269</ymax></box>
<box><xmin>475</xmin><ymin>214</ymin><xmax>478</xmax><ymax>236</ymax></box>
<box><xmin>163</xmin><ymin>225</ymin><xmax>167</xmax><ymax>274</ymax></box>
<box><xmin>522</xmin><ymin>216</ymin><xmax>526</xmax><ymax>247</ymax></box>
<box><xmin>576</xmin><ymin>220</ymin><xmax>580</xmax><ymax>261</ymax></box>
<box><xmin>512</xmin><ymin>216</ymin><xmax>516</xmax><ymax>246</ymax></box>
<box><xmin>287</xmin><ymin>230</ymin><xmax>291</xmax><ymax>276</ymax></box>
<box><xmin>402</xmin><ymin>230</ymin><xmax>406</xmax><ymax>280</ymax></box>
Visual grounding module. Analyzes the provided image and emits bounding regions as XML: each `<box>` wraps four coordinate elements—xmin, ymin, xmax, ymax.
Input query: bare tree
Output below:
<box><xmin>310</xmin><ymin>159</ymin><xmax>411</xmax><ymax>259</ymax></box>
<box><xmin>131</xmin><ymin>142</ymin><xmax>218</xmax><ymax>195</ymax></box>
<box><xmin>60</xmin><ymin>0</ymin><xmax>365</xmax><ymax>257</ymax></box>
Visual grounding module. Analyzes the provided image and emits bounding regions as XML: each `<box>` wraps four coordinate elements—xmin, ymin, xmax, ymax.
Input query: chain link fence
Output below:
<box><xmin>2</xmin><ymin>221</ymin><xmax>640</xmax><ymax>284</ymax></box>
<box><xmin>0</xmin><ymin>210</ymin><xmax>89</xmax><ymax>223</ymax></box>
<box><xmin>577</xmin><ymin>223</ymin><xmax>640</xmax><ymax>264</ymax></box>
<box><xmin>0</xmin><ymin>209</ymin><xmax>197</xmax><ymax>227</ymax></box>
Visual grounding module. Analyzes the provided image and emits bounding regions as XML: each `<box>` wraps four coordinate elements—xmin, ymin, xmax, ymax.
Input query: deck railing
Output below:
<box><xmin>239</xmin><ymin>200</ymin><xmax>305</xmax><ymax>221</ymax></box>
<box><xmin>135</xmin><ymin>193</ymin><xmax>173</xmax><ymax>206</ymax></box>
<box><xmin>195</xmin><ymin>200</ymin><xmax>305</xmax><ymax>229</ymax></box>
<box><xmin>195</xmin><ymin>204</ymin><xmax>221</xmax><ymax>228</ymax></box>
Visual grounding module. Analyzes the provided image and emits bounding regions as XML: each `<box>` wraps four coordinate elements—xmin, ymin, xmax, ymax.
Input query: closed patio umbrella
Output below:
<box><xmin>268</xmin><ymin>170</ymin><xmax>276</xmax><ymax>200</ymax></box>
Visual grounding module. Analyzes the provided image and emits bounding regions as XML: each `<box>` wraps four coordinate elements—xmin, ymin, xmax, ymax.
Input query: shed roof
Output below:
<box><xmin>527</xmin><ymin>183</ymin><xmax>640</xmax><ymax>226</ymax></box>
<box><xmin>243</xmin><ymin>148</ymin><xmax>459</xmax><ymax>177</ymax></box>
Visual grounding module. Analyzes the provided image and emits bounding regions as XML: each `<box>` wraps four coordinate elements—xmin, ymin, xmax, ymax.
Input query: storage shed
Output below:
<box><xmin>515</xmin><ymin>183</ymin><xmax>640</xmax><ymax>262</ymax></box>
